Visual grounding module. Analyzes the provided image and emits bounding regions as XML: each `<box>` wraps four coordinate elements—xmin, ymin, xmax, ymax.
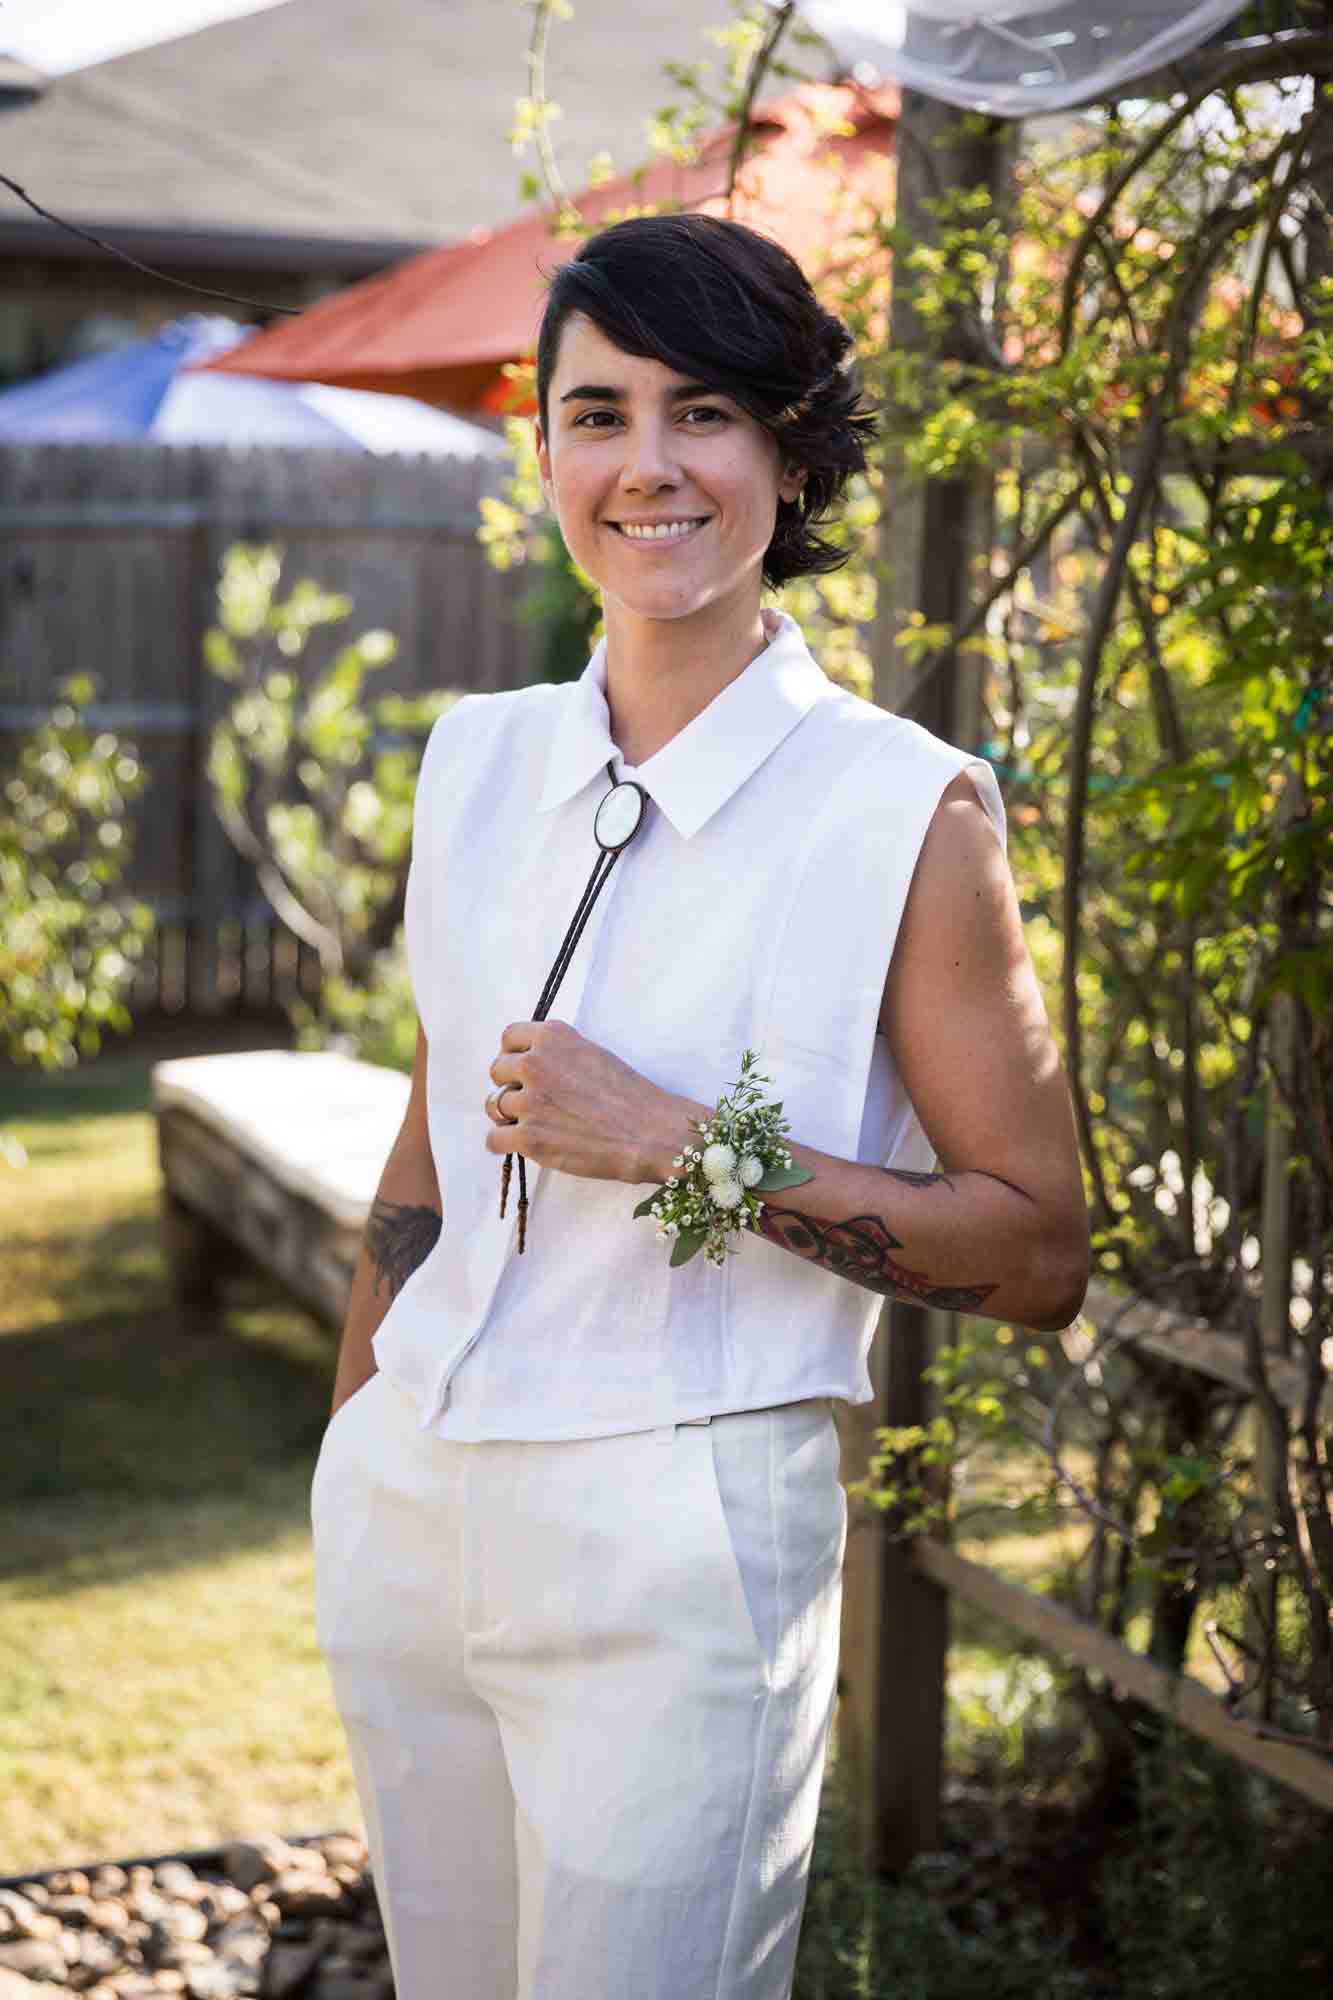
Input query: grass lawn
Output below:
<box><xmin>0</xmin><ymin>1014</ymin><xmax>359</xmax><ymax>1877</ymax></box>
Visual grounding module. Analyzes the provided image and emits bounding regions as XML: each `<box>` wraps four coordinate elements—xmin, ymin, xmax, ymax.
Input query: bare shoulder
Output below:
<box><xmin>881</xmin><ymin>768</ymin><xmax>1012</xmax><ymax>1020</ymax></box>
<box><xmin>921</xmin><ymin>768</ymin><xmax>1005</xmax><ymax>868</ymax></box>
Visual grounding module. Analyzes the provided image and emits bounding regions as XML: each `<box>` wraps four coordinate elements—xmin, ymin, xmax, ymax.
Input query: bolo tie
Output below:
<box><xmin>498</xmin><ymin>758</ymin><xmax>649</xmax><ymax>1252</ymax></box>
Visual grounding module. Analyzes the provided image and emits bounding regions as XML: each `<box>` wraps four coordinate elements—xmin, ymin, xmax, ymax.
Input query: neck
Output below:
<box><xmin>600</xmin><ymin>590</ymin><xmax>774</xmax><ymax>769</ymax></box>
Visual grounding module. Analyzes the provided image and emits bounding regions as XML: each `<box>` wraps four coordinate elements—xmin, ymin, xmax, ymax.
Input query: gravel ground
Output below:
<box><xmin>0</xmin><ymin>1832</ymin><xmax>391</xmax><ymax>2000</ymax></box>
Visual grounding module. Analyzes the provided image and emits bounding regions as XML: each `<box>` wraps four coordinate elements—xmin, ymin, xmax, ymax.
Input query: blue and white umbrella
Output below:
<box><xmin>0</xmin><ymin>314</ymin><xmax>507</xmax><ymax>459</ymax></box>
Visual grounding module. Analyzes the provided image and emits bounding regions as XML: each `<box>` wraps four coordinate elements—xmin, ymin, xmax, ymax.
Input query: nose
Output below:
<box><xmin>618</xmin><ymin>415</ymin><xmax>681</xmax><ymax>494</ymax></box>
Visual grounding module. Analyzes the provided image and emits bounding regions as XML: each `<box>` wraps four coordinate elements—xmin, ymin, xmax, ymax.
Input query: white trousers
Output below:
<box><xmin>310</xmin><ymin>1367</ymin><xmax>847</xmax><ymax>2000</ymax></box>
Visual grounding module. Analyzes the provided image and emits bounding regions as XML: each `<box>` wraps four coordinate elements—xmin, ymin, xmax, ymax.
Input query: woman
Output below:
<box><xmin>311</xmin><ymin>213</ymin><xmax>1089</xmax><ymax>2000</ymax></box>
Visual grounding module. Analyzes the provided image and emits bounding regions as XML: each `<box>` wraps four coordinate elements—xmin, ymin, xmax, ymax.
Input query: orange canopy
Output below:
<box><xmin>197</xmin><ymin>82</ymin><xmax>896</xmax><ymax>415</ymax></box>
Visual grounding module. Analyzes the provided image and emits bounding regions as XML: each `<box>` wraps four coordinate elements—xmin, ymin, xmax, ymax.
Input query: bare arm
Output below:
<box><xmin>330</xmin><ymin>1021</ymin><xmax>441</xmax><ymax>1416</ymax></box>
<box><xmin>635</xmin><ymin>774</ymin><xmax>1090</xmax><ymax>1332</ymax></box>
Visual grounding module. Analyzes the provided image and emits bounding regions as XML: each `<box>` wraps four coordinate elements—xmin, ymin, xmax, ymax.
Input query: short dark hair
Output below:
<box><xmin>535</xmin><ymin>213</ymin><xmax>878</xmax><ymax>590</ymax></box>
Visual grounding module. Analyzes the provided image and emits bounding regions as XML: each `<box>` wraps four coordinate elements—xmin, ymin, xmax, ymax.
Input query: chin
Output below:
<box><xmin>605</xmin><ymin>586</ymin><xmax>717</xmax><ymax>624</ymax></box>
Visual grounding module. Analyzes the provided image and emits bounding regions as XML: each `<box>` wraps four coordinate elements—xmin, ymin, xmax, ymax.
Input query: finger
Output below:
<box><xmin>488</xmin><ymin>1051</ymin><xmax>525</xmax><ymax>1088</ymax></box>
<box><xmin>484</xmin><ymin>1120</ymin><xmax>534</xmax><ymax>1158</ymax></box>
<box><xmin>500</xmin><ymin>1020</ymin><xmax>539</xmax><ymax>1053</ymax></box>
<box><xmin>484</xmin><ymin>1084</ymin><xmax>522</xmax><ymax>1127</ymax></box>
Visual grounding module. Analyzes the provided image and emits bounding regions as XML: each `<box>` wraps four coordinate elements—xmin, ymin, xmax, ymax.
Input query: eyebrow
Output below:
<box><xmin>557</xmin><ymin>381</ymin><xmax>727</xmax><ymax>405</ymax></box>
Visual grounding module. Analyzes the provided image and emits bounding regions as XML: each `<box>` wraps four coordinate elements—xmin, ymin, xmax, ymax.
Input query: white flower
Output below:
<box><xmin>702</xmin><ymin>1142</ymin><xmax>737</xmax><ymax>1181</ymax></box>
<box><xmin>711</xmin><ymin>1175</ymin><xmax>743</xmax><ymax>1208</ymax></box>
<box><xmin>666</xmin><ymin>1175</ymin><xmax>678</xmax><ymax>1187</ymax></box>
<box><xmin>739</xmin><ymin>1153</ymin><xmax>763</xmax><ymax>1188</ymax></box>
<box><xmin>672</xmin><ymin>1154</ymin><xmax>684</xmax><ymax>1168</ymax></box>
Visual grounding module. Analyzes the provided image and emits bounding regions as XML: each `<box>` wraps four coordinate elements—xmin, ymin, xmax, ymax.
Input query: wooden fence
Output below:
<box><xmin>0</xmin><ymin>440</ymin><xmax>543</xmax><ymax>1015</ymax></box>
<box><xmin>838</xmin><ymin>1275</ymin><xmax>1333</xmax><ymax>1876</ymax></box>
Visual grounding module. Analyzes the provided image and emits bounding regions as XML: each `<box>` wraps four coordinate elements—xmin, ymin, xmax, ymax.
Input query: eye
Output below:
<box><xmin>681</xmin><ymin>405</ymin><xmax>728</xmax><ymax>426</ymax></box>
<box><xmin>572</xmin><ymin>409</ymin><xmax>621</xmax><ymax>429</ymax></box>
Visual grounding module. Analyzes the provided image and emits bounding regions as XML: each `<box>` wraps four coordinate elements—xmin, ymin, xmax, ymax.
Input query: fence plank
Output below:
<box><xmin>1081</xmin><ymin>1277</ymin><xmax>1326</xmax><ymax>1421</ymax></box>
<box><xmin>914</xmin><ymin>1539</ymin><xmax>1333</xmax><ymax>1815</ymax></box>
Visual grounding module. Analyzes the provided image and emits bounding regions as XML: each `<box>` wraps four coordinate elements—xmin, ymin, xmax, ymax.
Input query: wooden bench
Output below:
<box><xmin>151</xmin><ymin>1049</ymin><xmax>410</xmax><ymax>1328</ymax></box>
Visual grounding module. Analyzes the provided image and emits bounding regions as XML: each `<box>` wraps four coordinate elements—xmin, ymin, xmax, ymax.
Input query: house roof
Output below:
<box><xmin>0</xmin><ymin>55</ymin><xmax>47</xmax><ymax>106</ymax></box>
<box><xmin>0</xmin><ymin>0</ymin><xmax>830</xmax><ymax>256</ymax></box>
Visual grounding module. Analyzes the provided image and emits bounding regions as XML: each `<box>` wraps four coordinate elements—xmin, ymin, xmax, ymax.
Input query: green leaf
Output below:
<box><xmin>670</xmin><ymin>1228</ymin><xmax>707</xmax><ymax>1267</ymax></box>
<box><xmin>753</xmin><ymin>1165</ymin><xmax>814</xmax><ymax>1193</ymax></box>
<box><xmin>633</xmin><ymin>1189</ymin><xmax>666</xmax><ymax>1219</ymax></box>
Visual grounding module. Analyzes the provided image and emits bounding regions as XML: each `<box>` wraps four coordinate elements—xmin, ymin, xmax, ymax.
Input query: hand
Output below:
<box><xmin>483</xmin><ymin>1020</ymin><xmax>689</xmax><ymax>1185</ymax></box>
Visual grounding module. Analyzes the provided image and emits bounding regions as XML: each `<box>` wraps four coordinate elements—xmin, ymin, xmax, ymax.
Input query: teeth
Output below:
<box><xmin>617</xmin><ymin>519</ymin><xmax>706</xmax><ymax>540</ymax></box>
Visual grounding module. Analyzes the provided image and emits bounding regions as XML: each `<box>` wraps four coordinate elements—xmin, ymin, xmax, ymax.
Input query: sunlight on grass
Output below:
<box><xmin>0</xmin><ymin>1492</ymin><xmax>358</xmax><ymax>1868</ymax></box>
<box><xmin>1</xmin><ymin>1037</ymin><xmax>364</xmax><ymax>1874</ymax></box>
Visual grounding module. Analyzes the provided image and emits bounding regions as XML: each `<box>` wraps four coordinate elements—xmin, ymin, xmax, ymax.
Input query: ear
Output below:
<box><xmin>534</xmin><ymin>418</ymin><xmax>554</xmax><ymax>505</ymax></box>
<box><xmin>778</xmin><ymin>461</ymin><xmax>807</xmax><ymax>506</ymax></box>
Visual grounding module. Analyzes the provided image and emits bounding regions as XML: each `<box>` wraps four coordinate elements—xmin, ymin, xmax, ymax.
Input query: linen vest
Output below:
<box><xmin>373</xmin><ymin>609</ymin><xmax>1006</xmax><ymax>1440</ymax></box>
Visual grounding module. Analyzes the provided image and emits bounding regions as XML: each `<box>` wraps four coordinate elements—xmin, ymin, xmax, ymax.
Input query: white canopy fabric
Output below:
<box><xmin>790</xmin><ymin>0</ymin><xmax>1253</xmax><ymax>113</ymax></box>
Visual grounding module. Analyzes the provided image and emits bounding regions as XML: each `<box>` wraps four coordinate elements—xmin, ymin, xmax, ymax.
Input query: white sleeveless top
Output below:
<box><xmin>373</xmin><ymin>608</ymin><xmax>1006</xmax><ymax>1440</ymax></box>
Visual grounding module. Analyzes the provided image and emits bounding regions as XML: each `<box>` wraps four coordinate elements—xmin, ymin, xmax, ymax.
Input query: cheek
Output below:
<box><xmin>547</xmin><ymin>464</ymin><xmax>600</xmax><ymax>541</ymax></box>
<box><xmin>706</xmin><ymin>446</ymin><xmax>781</xmax><ymax>531</ymax></box>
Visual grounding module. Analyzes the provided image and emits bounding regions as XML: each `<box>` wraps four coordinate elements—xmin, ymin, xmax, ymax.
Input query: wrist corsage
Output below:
<box><xmin>633</xmin><ymin>1048</ymin><xmax>814</xmax><ymax>1268</ymax></box>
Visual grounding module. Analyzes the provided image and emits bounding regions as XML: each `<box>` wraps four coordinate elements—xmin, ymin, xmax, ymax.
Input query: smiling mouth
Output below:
<box><xmin>609</xmin><ymin>517</ymin><xmax>711</xmax><ymax>543</ymax></box>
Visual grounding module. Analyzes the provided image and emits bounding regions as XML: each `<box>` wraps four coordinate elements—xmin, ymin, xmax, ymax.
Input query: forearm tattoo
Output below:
<box><xmin>754</xmin><ymin>1164</ymin><xmax>1029</xmax><ymax>1311</ymax></box>
<box><xmin>365</xmin><ymin>1197</ymin><xmax>442</xmax><ymax>1298</ymax></box>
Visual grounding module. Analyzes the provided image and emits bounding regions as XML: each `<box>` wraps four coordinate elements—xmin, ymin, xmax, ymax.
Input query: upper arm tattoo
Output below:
<box><xmin>365</xmin><ymin>1197</ymin><xmax>442</xmax><ymax>1298</ymax></box>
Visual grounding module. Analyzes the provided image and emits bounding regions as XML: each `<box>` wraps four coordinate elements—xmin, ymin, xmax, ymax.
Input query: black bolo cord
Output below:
<box><xmin>499</xmin><ymin>759</ymin><xmax>649</xmax><ymax>1252</ymax></box>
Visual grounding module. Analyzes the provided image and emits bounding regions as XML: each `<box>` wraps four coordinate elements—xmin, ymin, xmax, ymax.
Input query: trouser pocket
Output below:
<box><xmin>310</xmin><ymin>1372</ymin><xmax>390</xmax><ymax>1648</ymax></box>
<box><xmin>694</xmin><ymin>1398</ymin><xmax>845</xmax><ymax>1682</ymax></box>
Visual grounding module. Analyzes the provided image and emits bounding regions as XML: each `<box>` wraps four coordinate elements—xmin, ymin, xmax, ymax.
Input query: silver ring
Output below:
<box><xmin>494</xmin><ymin>1083</ymin><xmax>520</xmax><ymax>1126</ymax></box>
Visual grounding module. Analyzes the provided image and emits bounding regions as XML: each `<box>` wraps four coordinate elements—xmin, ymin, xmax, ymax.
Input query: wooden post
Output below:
<box><xmin>837</xmin><ymin>87</ymin><xmax>1014</xmax><ymax>1874</ymax></box>
<box><xmin>1245</xmin><ymin>762</ymin><xmax>1304</xmax><ymax>1714</ymax></box>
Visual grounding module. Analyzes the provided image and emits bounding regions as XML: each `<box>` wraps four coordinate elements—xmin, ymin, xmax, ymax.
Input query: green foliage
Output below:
<box><xmin>794</xmin><ymin>1721</ymin><xmax>1333</xmax><ymax>1996</ymax></box>
<box><xmin>795</xmin><ymin>1765</ymin><xmax>1096</xmax><ymax>1998</ymax></box>
<box><xmin>0</xmin><ymin>676</ymin><xmax>154</xmax><ymax>1089</ymax></box>
<box><xmin>289</xmin><ymin>930</ymin><xmax>419</xmax><ymax>1074</ymax></box>
<box><xmin>203</xmin><ymin>544</ymin><xmax>463</xmax><ymax>1061</ymax></box>
<box><xmin>517</xmin><ymin>517</ymin><xmax>603</xmax><ymax>683</ymax></box>
<box><xmin>1098</xmin><ymin>1723</ymin><xmax>1333</xmax><ymax>1996</ymax></box>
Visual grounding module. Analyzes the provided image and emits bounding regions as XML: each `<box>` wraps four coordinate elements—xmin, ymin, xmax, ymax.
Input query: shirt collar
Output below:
<box><xmin>536</xmin><ymin>609</ymin><xmax>836</xmax><ymax>840</ymax></box>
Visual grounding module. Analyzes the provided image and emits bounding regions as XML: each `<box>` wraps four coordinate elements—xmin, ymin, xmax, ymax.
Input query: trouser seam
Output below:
<box><xmin>711</xmin><ymin>1406</ymin><xmax>777</xmax><ymax>1999</ymax></box>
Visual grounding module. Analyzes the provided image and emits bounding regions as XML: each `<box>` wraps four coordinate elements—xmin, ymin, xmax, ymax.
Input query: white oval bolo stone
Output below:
<box><xmin>595</xmin><ymin>782</ymin><xmax>645</xmax><ymax>850</ymax></box>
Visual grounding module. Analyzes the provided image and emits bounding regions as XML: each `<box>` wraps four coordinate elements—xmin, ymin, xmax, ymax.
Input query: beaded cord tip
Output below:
<box><xmin>499</xmin><ymin>1153</ymin><xmax>512</xmax><ymax>1219</ymax></box>
<box><xmin>517</xmin><ymin>1195</ymin><xmax>528</xmax><ymax>1254</ymax></box>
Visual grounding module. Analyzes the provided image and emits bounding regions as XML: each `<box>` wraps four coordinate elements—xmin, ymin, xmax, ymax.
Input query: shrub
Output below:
<box><xmin>0</xmin><ymin>675</ymin><xmax>153</xmax><ymax>1087</ymax></box>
